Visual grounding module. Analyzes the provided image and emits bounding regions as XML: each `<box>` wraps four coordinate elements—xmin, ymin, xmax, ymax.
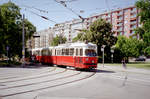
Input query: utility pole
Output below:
<box><xmin>22</xmin><ymin>14</ymin><xmax>25</xmax><ymax>66</ymax></box>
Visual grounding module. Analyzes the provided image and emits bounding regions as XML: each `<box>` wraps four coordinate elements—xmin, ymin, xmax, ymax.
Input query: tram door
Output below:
<box><xmin>74</xmin><ymin>48</ymin><xmax>83</xmax><ymax>68</ymax></box>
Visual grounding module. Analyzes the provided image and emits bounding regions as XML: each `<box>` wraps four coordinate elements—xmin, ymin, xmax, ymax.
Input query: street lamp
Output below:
<box><xmin>101</xmin><ymin>45</ymin><xmax>106</xmax><ymax>67</ymax></box>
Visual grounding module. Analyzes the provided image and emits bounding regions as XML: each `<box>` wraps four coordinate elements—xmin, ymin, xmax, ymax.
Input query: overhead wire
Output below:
<box><xmin>23</xmin><ymin>8</ymin><xmax>57</xmax><ymax>24</ymax></box>
<box><xmin>54</xmin><ymin>0</ymin><xmax>84</xmax><ymax>21</ymax></box>
<box><xmin>10</xmin><ymin>0</ymin><xmax>57</xmax><ymax>24</ymax></box>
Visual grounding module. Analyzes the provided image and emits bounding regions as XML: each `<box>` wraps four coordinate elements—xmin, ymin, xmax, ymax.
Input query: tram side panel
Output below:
<box><xmin>74</xmin><ymin>56</ymin><xmax>84</xmax><ymax>68</ymax></box>
<box><xmin>61</xmin><ymin>56</ymin><xmax>74</xmax><ymax>66</ymax></box>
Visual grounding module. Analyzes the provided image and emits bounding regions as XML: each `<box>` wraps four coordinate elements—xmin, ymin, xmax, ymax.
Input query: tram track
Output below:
<box><xmin>0</xmin><ymin>67</ymin><xmax>66</xmax><ymax>84</ymax></box>
<box><xmin>0</xmin><ymin>70</ymin><xmax>81</xmax><ymax>90</ymax></box>
<box><xmin>0</xmin><ymin>67</ymin><xmax>55</xmax><ymax>80</ymax></box>
<box><xmin>0</xmin><ymin>70</ymin><xmax>96</xmax><ymax>98</ymax></box>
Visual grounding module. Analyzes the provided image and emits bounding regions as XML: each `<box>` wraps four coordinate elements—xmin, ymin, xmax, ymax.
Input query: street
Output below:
<box><xmin>0</xmin><ymin>64</ymin><xmax>150</xmax><ymax>99</ymax></box>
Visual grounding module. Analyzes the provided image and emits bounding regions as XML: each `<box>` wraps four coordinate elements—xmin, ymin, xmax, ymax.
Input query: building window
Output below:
<box><xmin>130</xmin><ymin>24</ymin><xmax>136</xmax><ymax>29</ymax></box>
<box><xmin>124</xmin><ymin>9</ymin><xmax>129</xmax><ymax>13</ymax></box>
<box><xmin>131</xmin><ymin>7</ymin><xmax>136</xmax><ymax>12</ymax></box>
<box><xmin>130</xmin><ymin>30</ymin><xmax>135</xmax><ymax>35</ymax></box>
<box><xmin>118</xmin><ymin>16</ymin><xmax>123</xmax><ymax>20</ymax></box>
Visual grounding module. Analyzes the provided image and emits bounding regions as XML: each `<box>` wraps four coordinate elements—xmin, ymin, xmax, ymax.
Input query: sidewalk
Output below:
<box><xmin>98</xmin><ymin>64</ymin><xmax>150</xmax><ymax>75</ymax></box>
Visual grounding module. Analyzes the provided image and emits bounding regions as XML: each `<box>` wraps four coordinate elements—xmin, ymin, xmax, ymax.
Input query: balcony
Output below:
<box><xmin>130</xmin><ymin>24</ymin><xmax>137</xmax><ymax>30</ymax></box>
<box><xmin>130</xmin><ymin>8</ymin><xmax>137</xmax><ymax>14</ymax></box>
<box><xmin>117</xmin><ymin>28</ymin><xmax>123</xmax><ymax>32</ymax></box>
<box><xmin>130</xmin><ymin>13</ymin><xmax>137</xmax><ymax>19</ymax></box>
<box><xmin>117</xmin><ymin>12</ymin><xmax>123</xmax><ymax>16</ymax></box>
<box><xmin>130</xmin><ymin>20</ymin><xmax>137</xmax><ymax>25</ymax></box>
<box><xmin>116</xmin><ymin>22</ymin><xmax>123</xmax><ymax>26</ymax></box>
<box><xmin>117</xmin><ymin>16</ymin><xmax>123</xmax><ymax>21</ymax></box>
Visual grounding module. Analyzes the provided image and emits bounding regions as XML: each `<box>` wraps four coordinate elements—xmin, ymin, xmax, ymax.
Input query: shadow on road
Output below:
<box><xmin>94</xmin><ymin>69</ymin><xmax>115</xmax><ymax>73</ymax></box>
<box><xmin>95</xmin><ymin>69</ymin><xmax>115</xmax><ymax>73</ymax></box>
<box><xmin>79</xmin><ymin>69</ymin><xmax>115</xmax><ymax>73</ymax></box>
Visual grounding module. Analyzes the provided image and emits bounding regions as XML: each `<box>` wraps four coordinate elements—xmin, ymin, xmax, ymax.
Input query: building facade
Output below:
<box><xmin>31</xmin><ymin>28</ymin><xmax>54</xmax><ymax>49</ymax></box>
<box><xmin>31</xmin><ymin>6</ymin><xmax>139</xmax><ymax>49</ymax></box>
<box><xmin>84</xmin><ymin>6</ymin><xmax>139</xmax><ymax>38</ymax></box>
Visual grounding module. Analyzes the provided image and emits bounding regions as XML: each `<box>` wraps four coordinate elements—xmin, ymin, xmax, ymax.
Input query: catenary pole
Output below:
<box><xmin>22</xmin><ymin>14</ymin><xmax>25</xmax><ymax>66</ymax></box>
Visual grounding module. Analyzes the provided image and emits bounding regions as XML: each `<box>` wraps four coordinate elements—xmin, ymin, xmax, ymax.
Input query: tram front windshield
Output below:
<box><xmin>85</xmin><ymin>49</ymin><xmax>97</xmax><ymax>56</ymax></box>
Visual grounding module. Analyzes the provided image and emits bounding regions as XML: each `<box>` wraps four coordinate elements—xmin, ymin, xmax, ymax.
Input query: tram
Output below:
<box><xmin>32</xmin><ymin>42</ymin><xmax>98</xmax><ymax>69</ymax></box>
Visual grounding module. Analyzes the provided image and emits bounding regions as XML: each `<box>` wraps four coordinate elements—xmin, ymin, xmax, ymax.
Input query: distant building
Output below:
<box><xmin>31</xmin><ymin>28</ymin><xmax>53</xmax><ymax>49</ymax></box>
<box><xmin>30</xmin><ymin>6</ymin><xmax>140</xmax><ymax>49</ymax></box>
<box><xmin>84</xmin><ymin>6</ymin><xmax>139</xmax><ymax>38</ymax></box>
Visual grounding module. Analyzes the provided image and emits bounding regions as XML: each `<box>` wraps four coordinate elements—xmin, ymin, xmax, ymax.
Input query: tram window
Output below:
<box><xmin>50</xmin><ymin>49</ymin><xmax>52</xmax><ymax>56</ymax></box>
<box><xmin>52</xmin><ymin>49</ymin><xmax>55</xmax><ymax>55</ymax></box>
<box><xmin>42</xmin><ymin>50</ymin><xmax>47</xmax><ymax>56</ymax></box>
<box><xmin>46</xmin><ymin>49</ymin><xmax>50</xmax><ymax>55</ymax></box>
<box><xmin>57</xmin><ymin>50</ymin><xmax>59</xmax><ymax>55</ymax></box>
<box><xmin>69</xmin><ymin>48</ymin><xmax>74</xmax><ymax>56</ymax></box>
<box><xmin>66</xmin><ymin>49</ymin><xmax>69</xmax><ymax>55</ymax></box>
<box><xmin>85</xmin><ymin>49</ymin><xmax>97</xmax><ymax>56</ymax></box>
<box><xmin>33</xmin><ymin>51</ymin><xmax>36</xmax><ymax>55</ymax></box>
<box><xmin>58</xmin><ymin>50</ymin><xmax>59</xmax><ymax>55</ymax></box>
<box><xmin>60</xmin><ymin>50</ymin><xmax>61</xmax><ymax>55</ymax></box>
<box><xmin>80</xmin><ymin>49</ymin><xmax>83</xmax><ymax>56</ymax></box>
<box><xmin>49</xmin><ymin>49</ymin><xmax>52</xmax><ymax>56</ymax></box>
<box><xmin>55</xmin><ymin>49</ymin><xmax>56</xmax><ymax>55</ymax></box>
<box><xmin>37</xmin><ymin>51</ymin><xmax>40</xmax><ymax>56</ymax></box>
<box><xmin>41</xmin><ymin>50</ymin><xmax>44</xmax><ymax>55</ymax></box>
<box><xmin>58</xmin><ymin>50</ymin><xmax>61</xmax><ymax>55</ymax></box>
<box><xmin>62</xmin><ymin>49</ymin><xmax>65</xmax><ymax>55</ymax></box>
<box><xmin>76</xmin><ymin>49</ymin><xmax>78</xmax><ymax>56</ymax></box>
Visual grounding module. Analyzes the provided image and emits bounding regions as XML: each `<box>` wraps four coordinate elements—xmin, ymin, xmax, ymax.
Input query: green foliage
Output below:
<box><xmin>135</xmin><ymin>0</ymin><xmax>150</xmax><ymax>56</ymax></box>
<box><xmin>135</xmin><ymin>0</ymin><xmax>150</xmax><ymax>23</ymax></box>
<box><xmin>134</xmin><ymin>27</ymin><xmax>145</xmax><ymax>39</ymax></box>
<box><xmin>72</xmin><ymin>18</ymin><xmax>117</xmax><ymax>62</ymax></box>
<box><xmin>144</xmin><ymin>46</ymin><xmax>150</xmax><ymax>55</ymax></box>
<box><xmin>51</xmin><ymin>34</ymin><xmax>67</xmax><ymax>46</ymax></box>
<box><xmin>72</xmin><ymin>33</ymin><xmax>83</xmax><ymax>42</ymax></box>
<box><xmin>73</xmin><ymin>18</ymin><xmax>117</xmax><ymax>56</ymax></box>
<box><xmin>0</xmin><ymin>2</ymin><xmax>36</xmax><ymax>59</ymax></box>
<box><xmin>72</xmin><ymin>29</ymin><xmax>90</xmax><ymax>42</ymax></box>
<box><xmin>116</xmin><ymin>36</ymin><xmax>144</xmax><ymax>58</ymax></box>
<box><xmin>87</xmin><ymin>18</ymin><xmax>117</xmax><ymax>47</ymax></box>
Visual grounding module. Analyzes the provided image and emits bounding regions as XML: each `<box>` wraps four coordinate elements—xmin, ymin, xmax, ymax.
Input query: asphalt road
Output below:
<box><xmin>0</xmin><ymin>64</ymin><xmax>150</xmax><ymax>99</ymax></box>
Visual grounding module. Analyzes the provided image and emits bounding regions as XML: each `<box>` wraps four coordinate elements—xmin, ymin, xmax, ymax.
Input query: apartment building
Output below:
<box><xmin>84</xmin><ymin>6</ymin><xmax>139</xmax><ymax>38</ymax></box>
<box><xmin>30</xmin><ymin>6</ymin><xmax>139</xmax><ymax>49</ymax></box>
<box><xmin>30</xmin><ymin>28</ymin><xmax>54</xmax><ymax>49</ymax></box>
<box><xmin>52</xmin><ymin>19</ymin><xmax>85</xmax><ymax>42</ymax></box>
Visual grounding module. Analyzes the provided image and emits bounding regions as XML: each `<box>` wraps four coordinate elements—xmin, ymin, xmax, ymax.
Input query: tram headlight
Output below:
<box><xmin>92</xmin><ymin>60</ymin><xmax>94</xmax><ymax>63</ymax></box>
<box><xmin>85</xmin><ymin>58</ymin><xmax>89</xmax><ymax>61</ymax></box>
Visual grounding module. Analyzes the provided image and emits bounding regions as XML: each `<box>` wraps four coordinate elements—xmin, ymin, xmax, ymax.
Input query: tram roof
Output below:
<box><xmin>56</xmin><ymin>42</ymin><xmax>97</xmax><ymax>48</ymax></box>
<box><xmin>32</xmin><ymin>42</ymin><xmax>97</xmax><ymax>50</ymax></box>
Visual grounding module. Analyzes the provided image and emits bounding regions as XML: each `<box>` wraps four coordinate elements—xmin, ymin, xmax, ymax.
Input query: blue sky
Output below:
<box><xmin>0</xmin><ymin>0</ymin><xmax>138</xmax><ymax>31</ymax></box>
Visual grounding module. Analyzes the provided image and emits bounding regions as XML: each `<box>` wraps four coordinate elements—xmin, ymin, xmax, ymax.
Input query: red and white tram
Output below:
<box><xmin>32</xmin><ymin>42</ymin><xmax>98</xmax><ymax>69</ymax></box>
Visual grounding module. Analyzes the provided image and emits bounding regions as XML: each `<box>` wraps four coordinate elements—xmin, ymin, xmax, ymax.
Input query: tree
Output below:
<box><xmin>72</xmin><ymin>33</ymin><xmax>83</xmax><ymax>42</ymax></box>
<box><xmin>51</xmin><ymin>34</ymin><xmax>67</xmax><ymax>46</ymax></box>
<box><xmin>135</xmin><ymin>0</ymin><xmax>150</xmax><ymax>56</ymax></box>
<box><xmin>0</xmin><ymin>2</ymin><xmax>36</xmax><ymax>59</ymax></box>
<box><xmin>72</xmin><ymin>18</ymin><xmax>117</xmax><ymax>62</ymax></box>
<box><xmin>115</xmin><ymin>36</ymin><xmax>144</xmax><ymax>61</ymax></box>
<box><xmin>87</xmin><ymin>18</ymin><xmax>117</xmax><ymax>47</ymax></box>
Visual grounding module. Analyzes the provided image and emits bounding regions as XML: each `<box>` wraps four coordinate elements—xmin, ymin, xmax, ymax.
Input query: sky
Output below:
<box><xmin>0</xmin><ymin>0</ymin><xmax>138</xmax><ymax>31</ymax></box>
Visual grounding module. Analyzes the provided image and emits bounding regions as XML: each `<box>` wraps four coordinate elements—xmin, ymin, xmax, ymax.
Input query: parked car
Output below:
<box><xmin>135</xmin><ymin>56</ymin><xmax>146</xmax><ymax>61</ymax></box>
